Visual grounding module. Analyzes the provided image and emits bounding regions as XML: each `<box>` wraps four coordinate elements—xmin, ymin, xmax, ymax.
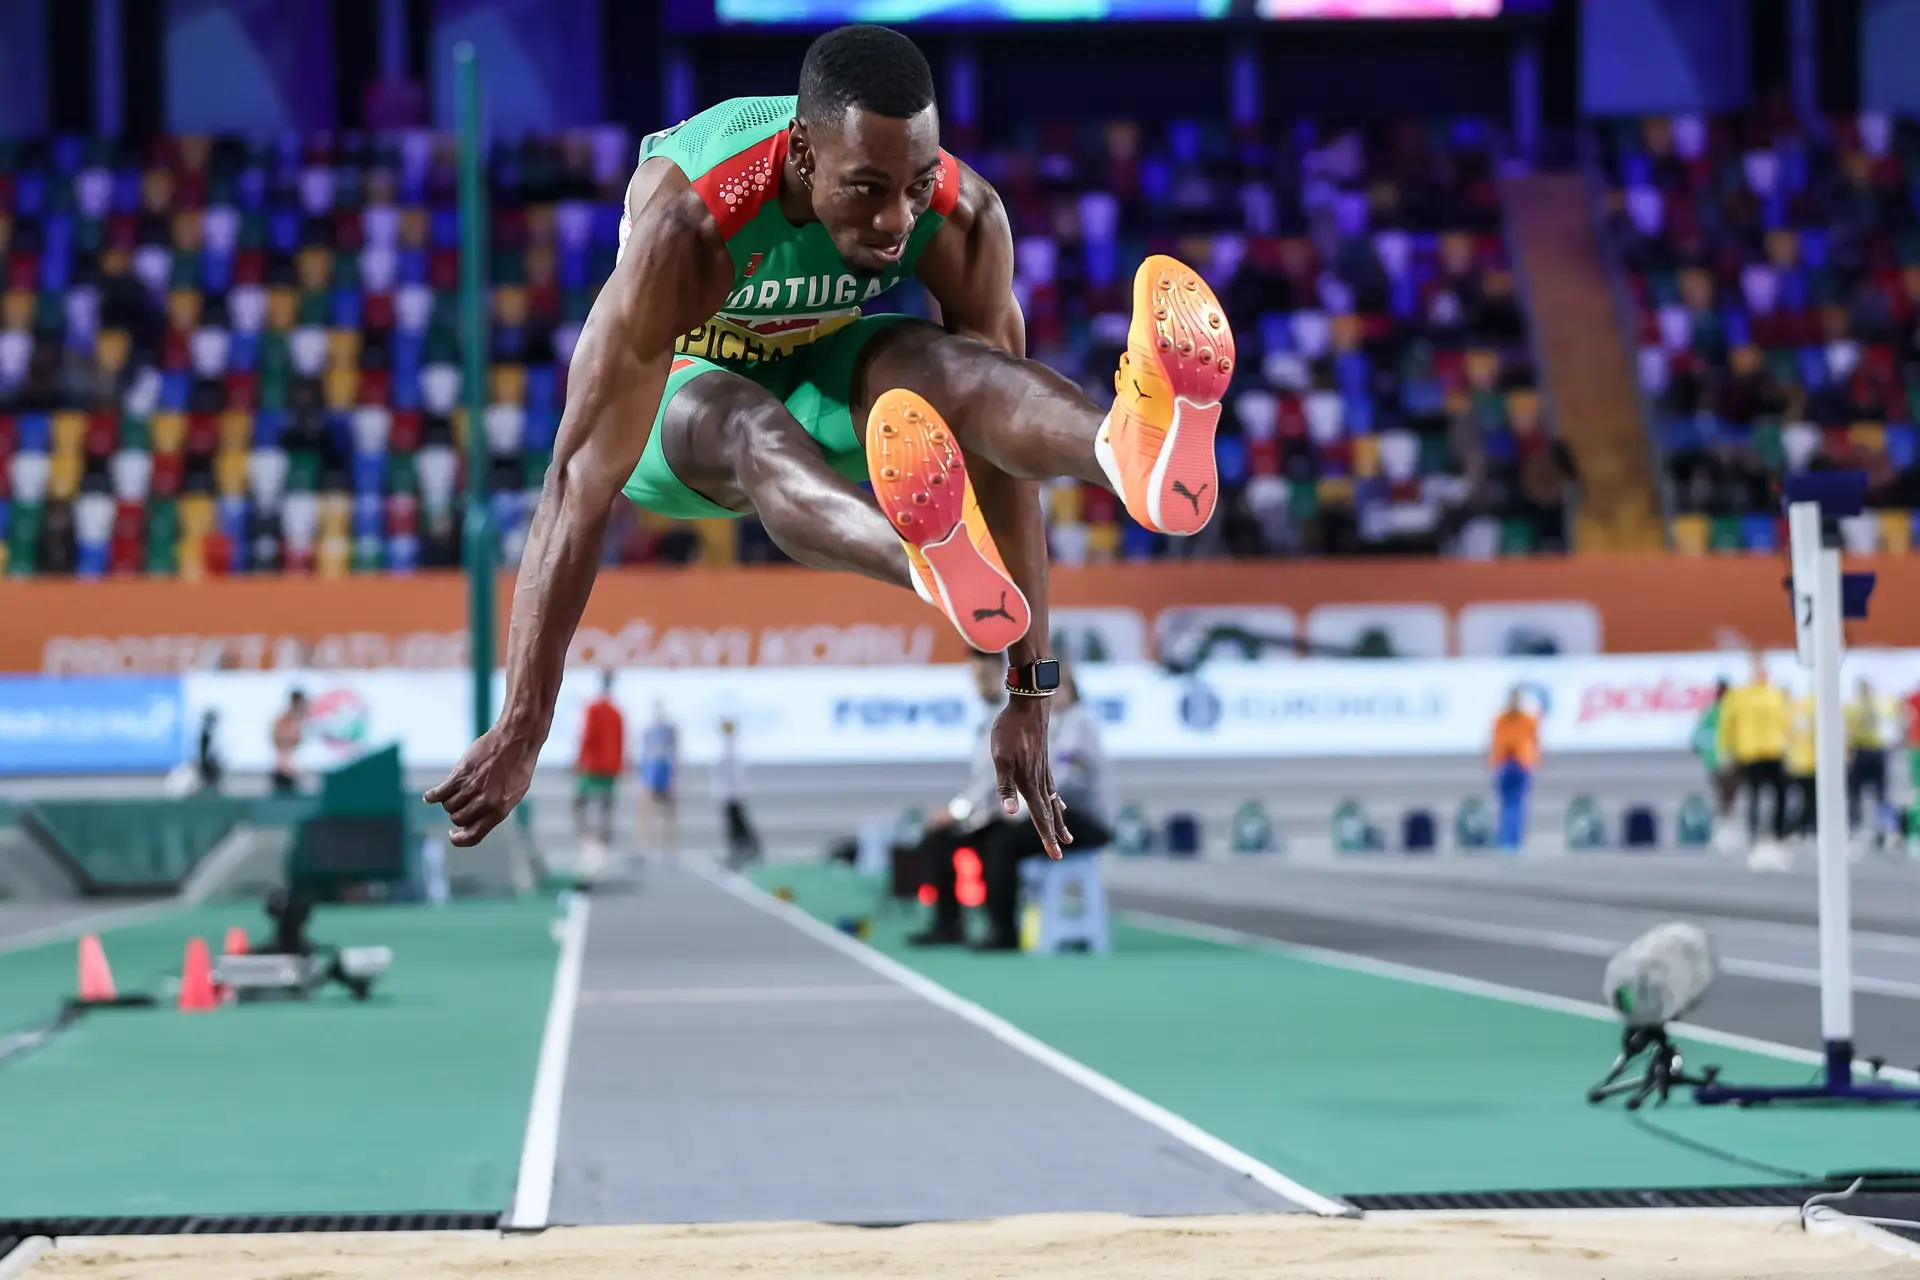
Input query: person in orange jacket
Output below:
<box><xmin>1489</xmin><ymin>686</ymin><xmax>1541</xmax><ymax>852</ymax></box>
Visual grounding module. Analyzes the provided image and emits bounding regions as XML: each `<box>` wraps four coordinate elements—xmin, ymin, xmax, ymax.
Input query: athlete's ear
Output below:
<box><xmin>788</xmin><ymin>121</ymin><xmax>814</xmax><ymax>188</ymax></box>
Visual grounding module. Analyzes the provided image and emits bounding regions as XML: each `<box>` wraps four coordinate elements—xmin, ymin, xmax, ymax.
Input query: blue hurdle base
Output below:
<box><xmin>1694</xmin><ymin>1041</ymin><xmax>1920</xmax><ymax>1106</ymax></box>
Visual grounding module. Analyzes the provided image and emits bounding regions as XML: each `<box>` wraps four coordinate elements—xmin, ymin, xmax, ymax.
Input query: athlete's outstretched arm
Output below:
<box><xmin>427</xmin><ymin>168</ymin><xmax>733</xmax><ymax>847</ymax></box>
<box><xmin>913</xmin><ymin>170</ymin><xmax>1073</xmax><ymax>854</ymax></box>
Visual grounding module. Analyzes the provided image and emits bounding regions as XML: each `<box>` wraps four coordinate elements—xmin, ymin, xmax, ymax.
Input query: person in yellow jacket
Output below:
<box><xmin>1783</xmin><ymin>687</ymin><xmax>1817</xmax><ymax>840</ymax></box>
<box><xmin>1717</xmin><ymin>657</ymin><xmax>1790</xmax><ymax>849</ymax></box>
<box><xmin>1844</xmin><ymin>677</ymin><xmax>1895</xmax><ymax>850</ymax></box>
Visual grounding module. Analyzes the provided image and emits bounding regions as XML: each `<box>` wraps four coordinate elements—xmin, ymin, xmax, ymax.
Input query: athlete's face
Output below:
<box><xmin>792</xmin><ymin>106</ymin><xmax>942</xmax><ymax>275</ymax></box>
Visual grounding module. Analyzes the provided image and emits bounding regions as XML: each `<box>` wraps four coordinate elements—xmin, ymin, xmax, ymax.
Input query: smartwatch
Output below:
<box><xmin>1005</xmin><ymin>658</ymin><xmax>1062</xmax><ymax>697</ymax></box>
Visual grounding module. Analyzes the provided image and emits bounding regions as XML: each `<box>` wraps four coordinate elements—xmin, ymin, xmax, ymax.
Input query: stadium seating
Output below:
<box><xmin>0</xmin><ymin>120</ymin><xmax>1566</xmax><ymax>579</ymax></box>
<box><xmin>1600</xmin><ymin>111</ymin><xmax>1920</xmax><ymax>553</ymax></box>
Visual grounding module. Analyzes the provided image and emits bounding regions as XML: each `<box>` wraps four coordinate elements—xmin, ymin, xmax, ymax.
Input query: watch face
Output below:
<box><xmin>1033</xmin><ymin>660</ymin><xmax>1061</xmax><ymax>690</ymax></box>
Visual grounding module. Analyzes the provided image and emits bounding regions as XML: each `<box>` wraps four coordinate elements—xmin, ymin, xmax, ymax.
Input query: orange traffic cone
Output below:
<box><xmin>77</xmin><ymin>934</ymin><xmax>116</xmax><ymax>1003</ymax></box>
<box><xmin>223</xmin><ymin>926</ymin><xmax>250</xmax><ymax>956</ymax></box>
<box><xmin>178</xmin><ymin>938</ymin><xmax>219</xmax><ymax>1012</ymax></box>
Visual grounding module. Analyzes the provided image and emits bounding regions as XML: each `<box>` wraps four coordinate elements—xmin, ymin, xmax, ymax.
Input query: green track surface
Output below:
<box><xmin>0</xmin><ymin>899</ymin><xmax>559</xmax><ymax>1217</ymax></box>
<box><xmin>755</xmin><ymin>864</ymin><xmax>1920</xmax><ymax>1199</ymax></box>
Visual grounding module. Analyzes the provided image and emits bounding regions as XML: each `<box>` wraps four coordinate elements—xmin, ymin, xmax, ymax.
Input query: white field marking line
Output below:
<box><xmin>1806</xmin><ymin>1207</ymin><xmax>1920</xmax><ymax>1262</ymax></box>
<box><xmin>0</xmin><ymin>1238</ymin><xmax>47</xmax><ymax>1279</ymax></box>
<box><xmin>577</xmin><ymin>984</ymin><xmax>919</xmax><ymax>1006</ymax></box>
<box><xmin>693</xmin><ymin>862</ymin><xmax>1355</xmax><ymax>1219</ymax></box>
<box><xmin>505</xmin><ymin>892</ymin><xmax>591</xmax><ymax>1231</ymax></box>
<box><xmin>1367</xmin><ymin>1207</ymin><xmax>1802</xmax><ymax>1224</ymax></box>
<box><xmin>0</xmin><ymin>901</ymin><xmax>182</xmax><ymax>957</ymax></box>
<box><xmin>1122</xmin><ymin>910</ymin><xmax>1920</xmax><ymax>1086</ymax></box>
<box><xmin>1137</xmin><ymin>884</ymin><xmax>1920</xmax><ymax>1001</ymax></box>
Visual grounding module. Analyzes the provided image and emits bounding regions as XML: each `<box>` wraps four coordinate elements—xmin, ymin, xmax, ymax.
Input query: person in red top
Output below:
<box><xmin>575</xmin><ymin>672</ymin><xmax>626</xmax><ymax>850</ymax></box>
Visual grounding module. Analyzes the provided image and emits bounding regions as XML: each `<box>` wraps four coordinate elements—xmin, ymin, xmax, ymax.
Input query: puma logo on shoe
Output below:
<box><xmin>1132</xmin><ymin>379</ymin><xmax>1149</xmax><ymax>399</ymax></box>
<box><xmin>973</xmin><ymin>592</ymin><xmax>1016</xmax><ymax>623</ymax></box>
<box><xmin>1172</xmin><ymin>480</ymin><xmax>1210</xmax><ymax>515</ymax></box>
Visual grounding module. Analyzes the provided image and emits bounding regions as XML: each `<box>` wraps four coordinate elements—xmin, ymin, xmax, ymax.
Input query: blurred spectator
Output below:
<box><xmin>1692</xmin><ymin>679</ymin><xmax>1738</xmax><ymax>837</ymax></box>
<box><xmin>716</xmin><ymin>717</ymin><xmax>762</xmax><ymax>870</ymax></box>
<box><xmin>976</xmin><ymin>665</ymin><xmax>1114</xmax><ymax>952</ymax></box>
<box><xmin>909</xmin><ymin>649</ymin><xmax>1015</xmax><ymax>948</ymax></box>
<box><xmin>1845</xmin><ymin>677</ymin><xmax>1895</xmax><ymax>849</ymax></box>
<box><xmin>574</xmin><ymin>672</ymin><xmax>625</xmax><ymax>853</ymax></box>
<box><xmin>1487</xmin><ymin>687</ymin><xmax>1539</xmax><ymax>852</ymax></box>
<box><xmin>195</xmin><ymin>710</ymin><xmax>224</xmax><ymax>793</ymax></box>
<box><xmin>270</xmin><ymin>690</ymin><xmax>308</xmax><ymax>795</ymax></box>
<box><xmin>1784</xmin><ymin>683</ymin><xmax>1817</xmax><ymax>840</ymax></box>
<box><xmin>636</xmin><ymin>700</ymin><xmax>680</xmax><ymax>859</ymax></box>
<box><xmin>1718</xmin><ymin>656</ymin><xmax>1790</xmax><ymax>852</ymax></box>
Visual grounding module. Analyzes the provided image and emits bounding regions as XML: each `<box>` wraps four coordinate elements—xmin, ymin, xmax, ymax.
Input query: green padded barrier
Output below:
<box><xmin>26</xmin><ymin>796</ymin><xmax>252</xmax><ymax>890</ymax></box>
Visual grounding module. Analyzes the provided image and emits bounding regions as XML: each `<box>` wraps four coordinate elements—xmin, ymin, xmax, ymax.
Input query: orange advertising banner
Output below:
<box><xmin>6</xmin><ymin>556</ymin><xmax>1918</xmax><ymax>674</ymax></box>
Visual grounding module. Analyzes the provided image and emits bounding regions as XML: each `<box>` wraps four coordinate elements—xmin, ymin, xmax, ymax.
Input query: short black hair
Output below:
<box><xmin>797</xmin><ymin>24</ymin><xmax>936</xmax><ymax>127</ymax></box>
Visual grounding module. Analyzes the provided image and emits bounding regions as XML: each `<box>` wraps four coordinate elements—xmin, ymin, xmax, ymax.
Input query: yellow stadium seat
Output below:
<box><xmin>177</xmin><ymin>534</ymin><xmax>206</xmax><ymax>582</ymax></box>
<box><xmin>2</xmin><ymin>292</ymin><xmax>32</xmax><ymax>330</ymax></box>
<box><xmin>266</xmin><ymin>288</ymin><xmax>297</xmax><ymax>332</ymax></box>
<box><xmin>1844</xmin><ymin>151</ymin><xmax>1872</xmax><ymax>185</ymax></box>
<box><xmin>175</xmin><ymin>135</ymin><xmax>212</xmax><ymax>172</ymax></box>
<box><xmin>450</xmin><ymin>407</ymin><xmax>468</xmax><ymax>451</ymax></box>
<box><xmin>296</xmin><ymin>247</ymin><xmax>332</xmax><ymax>292</ymax></box>
<box><xmin>1482</xmin><ymin>269</ymin><xmax>1513</xmax><ymax>301</ymax></box>
<box><xmin>1851</xmin><ymin>423</ymin><xmax>1887</xmax><ymax>457</ymax></box>
<box><xmin>99</xmin><ymin>247</ymin><xmax>129</xmax><ymax>279</ymax></box>
<box><xmin>1352</xmin><ymin>434</ymin><xmax>1380</xmax><ymax>478</ymax></box>
<box><xmin>51</xmin><ymin>411</ymin><xmax>87</xmax><ymax>459</ymax></box>
<box><xmin>316</xmin><ymin>535</ymin><xmax>351</xmax><ymax>580</ymax></box>
<box><xmin>1879</xmin><ymin>512</ymin><xmax>1913</xmax><ymax>555</ymax></box>
<box><xmin>140</xmin><ymin>169</ymin><xmax>174</xmax><ymax>214</ymax></box>
<box><xmin>0</xmin><ymin>212</ymin><xmax>10</xmax><ymax>253</ymax></box>
<box><xmin>1730</xmin><ymin>345</ymin><xmax>1762</xmax><ymax>376</ymax></box>
<box><xmin>1507</xmin><ymin>389</ymin><xmax>1544</xmax><ymax>435</ymax></box>
<box><xmin>0</xmin><ymin>543</ymin><xmax>10</xmax><ymax>576</ymax></box>
<box><xmin>1329</xmin><ymin>314</ymin><xmax>1363</xmax><ymax>353</ymax></box>
<box><xmin>96</xmin><ymin>329</ymin><xmax>131</xmax><ymax>376</ymax></box>
<box><xmin>48</xmin><ymin>453</ymin><xmax>81</xmax><ymax>501</ymax></box>
<box><xmin>490</xmin><ymin>365</ymin><xmax>527</xmax><ymax>406</ymax></box>
<box><xmin>1177</xmin><ymin>236</ymin><xmax>1213</xmax><ymax>271</ymax></box>
<box><xmin>1086</xmin><ymin>521</ymin><xmax>1119</xmax><ymax>561</ymax></box>
<box><xmin>694</xmin><ymin>518</ymin><xmax>737</xmax><ymax>566</ymax></box>
<box><xmin>171</xmin><ymin>210</ymin><xmax>204</xmax><ymax>252</ymax></box>
<box><xmin>525</xmin><ymin>244</ymin><xmax>557</xmax><ymax>288</ymax></box>
<box><xmin>1679</xmin><ymin>268</ymin><xmax>1714</xmax><ymax>310</ymax></box>
<box><xmin>326</xmin><ymin>328</ymin><xmax>361</xmax><ymax>372</ymax></box>
<box><xmin>399</xmin><ymin>208</ymin><xmax>430</xmax><ymax>249</ymax></box>
<box><xmin>317</xmin><ymin>494</ymin><xmax>352</xmax><ymax>540</ymax></box>
<box><xmin>167</xmin><ymin>289</ymin><xmax>202</xmax><ymax>332</ymax></box>
<box><xmin>1765</xmin><ymin>229</ymin><xmax>1799</xmax><ymax>268</ymax></box>
<box><xmin>180</xmin><ymin>494</ymin><xmax>215</xmax><ymax>537</ymax></box>
<box><xmin>1444</xmin><ymin>388</ymin><xmax>1471</xmax><ymax>418</ymax></box>
<box><xmin>1317</xmin><ymin>477</ymin><xmax>1355</xmax><ymax>508</ymax></box>
<box><xmin>215</xmin><ymin>450</ymin><xmax>249</xmax><ymax>498</ymax></box>
<box><xmin>1904</xmin><ymin>267</ymin><xmax>1920</xmax><ymax>303</ymax></box>
<box><xmin>218</xmin><ymin>411</ymin><xmax>252</xmax><ymax>455</ymax></box>
<box><xmin>1672</xmin><ymin>514</ymin><xmax>1710</xmax><ymax>555</ymax></box>
<box><xmin>1465</xmin><ymin>349</ymin><xmax>1500</xmax><ymax>391</ymax></box>
<box><xmin>1049</xmin><ymin>483</ymin><xmax>1084</xmax><ymax>525</ymax></box>
<box><xmin>324</xmin><ymin>367</ymin><xmax>359</xmax><ymax>410</ymax></box>
<box><xmin>151</xmin><ymin>413</ymin><xmax>188</xmax><ymax>455</ymax></box>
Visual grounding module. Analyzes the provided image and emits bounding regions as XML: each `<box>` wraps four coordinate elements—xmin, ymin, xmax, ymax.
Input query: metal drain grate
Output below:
<box><xmin>1347</xmin><ymin>1186</ymin><xmax>1823</xmax><ymax>1212</ymax></box>
<box><xmin>0</xmin><ymin>1211</ymin><xmax>500</xmax><ymax>1258</ymax></box>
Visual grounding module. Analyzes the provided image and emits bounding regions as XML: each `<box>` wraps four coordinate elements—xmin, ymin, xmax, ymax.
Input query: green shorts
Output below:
<box><xmin>622</xmin><ymin>315</ymin><xmax>909</xmax><ymax>519</ymax></box>
<box><xmin>576</xmin><ymin>772</ymin><xmax>618</xmax><ymax>799</ymax></box>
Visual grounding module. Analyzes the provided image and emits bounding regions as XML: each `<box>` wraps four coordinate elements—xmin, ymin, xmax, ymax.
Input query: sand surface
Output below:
<box><xmin>20</xmin><ymin>1212</ymin><xmax>1920</xmax><ymax>1279</ymax></box>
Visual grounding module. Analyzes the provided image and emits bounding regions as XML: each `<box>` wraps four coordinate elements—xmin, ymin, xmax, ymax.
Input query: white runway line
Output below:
<box><xmin>578</xmin><ymin>984</ymin><xmax>919</xmax><ymax>1006</ymax></box>
<box><xmin>0</xmin><ymin>1238</ymin><xmax>47</xmax><ymax>1280</ymax></box>
<box><xmin>695</xmin><ymin>862</ymin><xmax>1355</xmax><ymax>1219</ymax></box>
<box><xmin>1125</xmin><ymin>910</ymin><xmax>1920</xmax><ymax>1085</ymax></box>
<box><xmin>0</xmin><ymin>902</ymin><xmax>182</xmax><ymax>957</ymax></box>
<box><xmin>506</xmin><ymin>891</ymin><xmax>592</xmax><ymax>1230</ymax></box>
<box><xmin>1130</xmin><ymin>886</ymin><xmax>1920</xmax><ymax>1000</ymax></box>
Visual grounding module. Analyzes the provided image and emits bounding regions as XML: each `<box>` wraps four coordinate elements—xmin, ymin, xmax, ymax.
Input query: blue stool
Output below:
<box><xmin>1018</xmin><ymin>850</ymin><xmax>1111</xmax><ymax>955</ymax></box>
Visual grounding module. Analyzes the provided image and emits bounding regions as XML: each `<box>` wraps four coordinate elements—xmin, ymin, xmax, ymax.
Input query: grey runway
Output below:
<box><xmin>1108</xmin><ymin>857</ymin><xmax>1920</xmax><ymax>1067</ymax></box>
<box><xmin>549</xmin><ymin>863</ymin><xmax>1304</xmax><ymax>1225</ymax></box>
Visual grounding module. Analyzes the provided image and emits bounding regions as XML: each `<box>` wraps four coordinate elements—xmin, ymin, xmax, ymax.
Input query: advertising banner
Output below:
<box><xmin>16</xmin><ymin>556</ymin><xmax>1920</xmax><ymax>676</ymax></box>
<box><xmin>0</xmin><ymin>677</ymin><xmax>186</xmax><ymax>776</ymax></box>
<box><xmin>175</xmin><ymin>648</ymin><xmax>1920</xmax><ymax>775</ymax></box>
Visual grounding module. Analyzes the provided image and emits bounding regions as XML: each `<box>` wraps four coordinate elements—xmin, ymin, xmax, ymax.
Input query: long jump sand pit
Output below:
<box><xmin>20</xmin><ymin>1212</ymin><xmax>1920</xmax><ymax>1279</ymax></box>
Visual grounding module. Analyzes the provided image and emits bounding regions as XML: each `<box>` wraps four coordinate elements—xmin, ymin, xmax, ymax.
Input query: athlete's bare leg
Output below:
<box><xmin>659</xmin><ymin>370</ymin><xmax>913</xmax><ymax>588</ymax></box>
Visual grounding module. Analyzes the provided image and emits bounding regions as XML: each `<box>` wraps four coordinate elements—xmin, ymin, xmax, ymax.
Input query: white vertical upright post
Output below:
<box><xmin>1790</xmin><ymin>500</ymin><xmax>1854</xmax><ymax>1054</ymax></box>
